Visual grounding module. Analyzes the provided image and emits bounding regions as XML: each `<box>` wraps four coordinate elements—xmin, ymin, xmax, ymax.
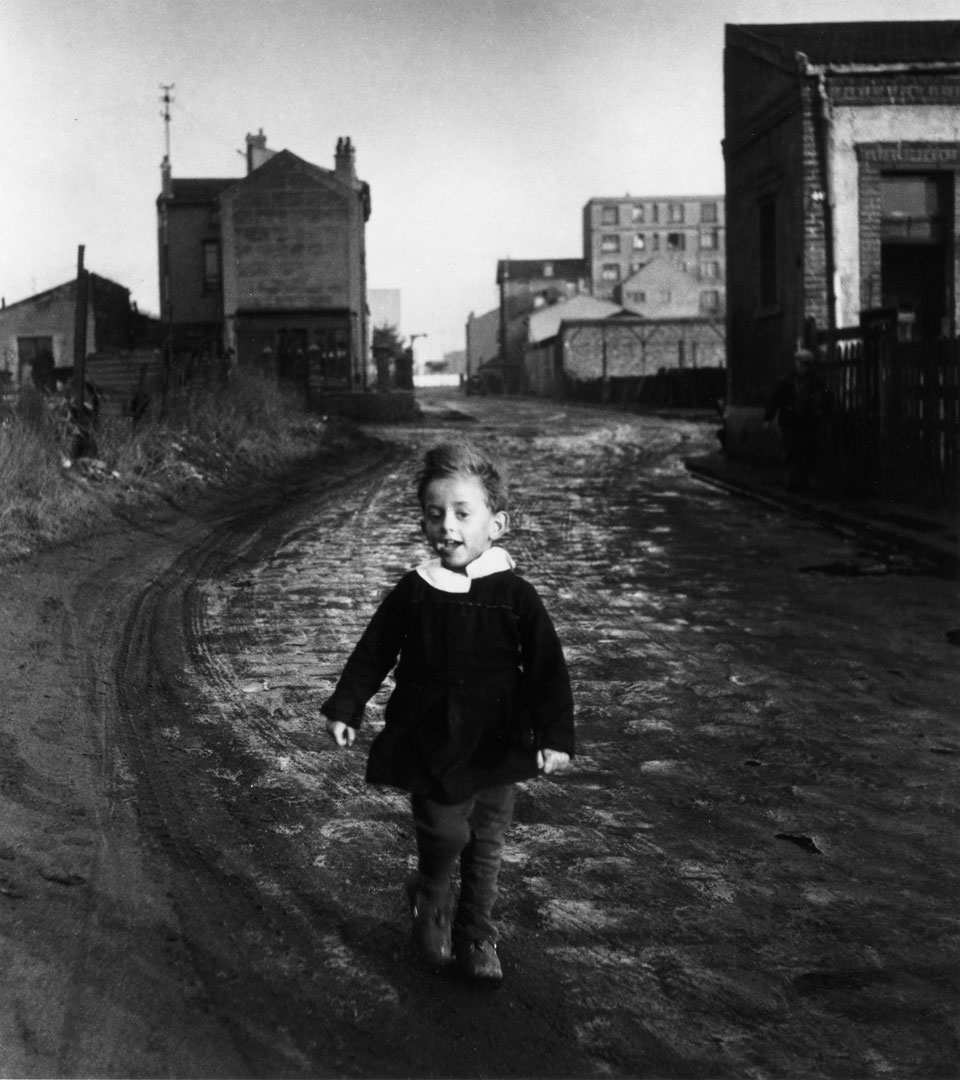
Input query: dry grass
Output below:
<box><xmin>0</xmin><ymin>371</ymin><xmax>329</xmax><ymax>560</ymax></box>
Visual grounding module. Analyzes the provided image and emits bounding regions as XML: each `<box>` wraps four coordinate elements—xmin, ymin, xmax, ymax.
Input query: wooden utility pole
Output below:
<box><xmin>72</xmin><ymin>245</ymin><xmax>88</xmax><ymax>409</ymax></box>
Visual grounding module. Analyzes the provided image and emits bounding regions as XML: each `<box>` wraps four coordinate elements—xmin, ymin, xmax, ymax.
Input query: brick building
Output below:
<box><xmin>723</xmin><ymin>20</ymin><xmax>960</xmax><ymax>453</ymax></box>
<box><xmin>582</xmin><ymin>194</ymin><xmax>726</xmax><ymax>311</ymax></box>
<box><xmin>158</xmin><ymin>132</ymin><xmax>371</xmax><ymax>392</ymax></box>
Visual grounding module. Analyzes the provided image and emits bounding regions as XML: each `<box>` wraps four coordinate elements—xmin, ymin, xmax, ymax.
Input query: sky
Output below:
<box><xmin>2</xmin><ymin>0</ymin><xmax>960</xmax><ymax>363</ymax></box>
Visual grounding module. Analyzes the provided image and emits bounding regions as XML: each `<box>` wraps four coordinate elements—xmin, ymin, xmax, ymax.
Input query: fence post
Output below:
<box><xmin>72</xmin><ymin>245</ymin><xmax>88</xmax><ymax>410</ymax></box>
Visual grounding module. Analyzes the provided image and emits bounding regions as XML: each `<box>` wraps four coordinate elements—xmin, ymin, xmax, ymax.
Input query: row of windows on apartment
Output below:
<box><xmin>600</xmin><ymin>261</ymin><xmax>722</xmax><ymax>281</ymax></box>
<box><xmin>600</xmin><ymin>230</ymin><xmax>721</xmax><ymax>254</ymax></box>
<box><xmin>622</xmin><ymin>288</ymin><xmax>723</xmax><ymax>314</ymax></box>
<box><xmin>599</xmin><ymin>201</ymin><xmax>719</xmax><ymax>226</ymax></box>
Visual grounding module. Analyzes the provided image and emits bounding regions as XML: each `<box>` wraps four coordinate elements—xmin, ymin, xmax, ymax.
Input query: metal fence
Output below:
<box><xmin>819</xmin><ymin>334</ymin><xmax>959</xmax><ymax>506</ymax></box>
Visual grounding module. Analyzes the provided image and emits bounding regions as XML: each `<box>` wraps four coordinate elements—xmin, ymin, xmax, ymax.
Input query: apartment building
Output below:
<box><xmin>582</xmin><ymin>195</ymin><xmax>726</xmax><ymax>315</ymax></box>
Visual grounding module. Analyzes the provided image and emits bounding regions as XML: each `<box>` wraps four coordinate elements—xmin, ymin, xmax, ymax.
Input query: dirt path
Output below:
<box><xmin>0</xmin><ymin>442</ymin><xmax>395</xmax><ymax>1078</ymax></box>
<box><xmin>1</xmin><ymin>400</ymin><xmax>957</xmax><ymax>1079</ymax></box>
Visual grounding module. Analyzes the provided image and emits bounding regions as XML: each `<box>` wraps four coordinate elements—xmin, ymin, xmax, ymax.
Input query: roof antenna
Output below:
<box><xmin>160</xmin><ymin>83</ymin><xmax>175</xmax><ymax>162</ymax></box>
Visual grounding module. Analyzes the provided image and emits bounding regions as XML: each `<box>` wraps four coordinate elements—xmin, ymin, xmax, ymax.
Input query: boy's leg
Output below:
<box><xmin>409</xmin><ymin>794</ymin><xmax>471</xmax><ymax>964</ymax></box>
<box><xmin>455</xmin><ymin>784</ymin><xmax>515</xmax><ymax>949</ymax></box>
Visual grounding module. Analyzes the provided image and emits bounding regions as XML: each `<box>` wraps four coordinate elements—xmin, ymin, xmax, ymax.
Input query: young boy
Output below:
<box><xmin>321</xmin><ymin>441</ymin><xmax>574</xmax><ymax>982</ymax></box>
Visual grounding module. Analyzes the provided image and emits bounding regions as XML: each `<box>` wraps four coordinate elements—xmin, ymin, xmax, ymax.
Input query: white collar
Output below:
<box><xmin>415</xmin><ymin>546</ymin><xmax>515</xmax><ymax>593</ymax></box>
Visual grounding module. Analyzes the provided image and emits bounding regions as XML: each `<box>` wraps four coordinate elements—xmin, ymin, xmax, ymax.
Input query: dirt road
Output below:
<box><xmin>1</xmin><ymin>399</ymin><xmax>957</xmax><ymax>1078</ymax></box>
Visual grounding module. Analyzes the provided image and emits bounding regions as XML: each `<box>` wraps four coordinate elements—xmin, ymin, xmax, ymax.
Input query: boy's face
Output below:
<box><xmin>421</xmin><ymin>474</ymin><xmax>508</xmax><ymax>573</ymax></box>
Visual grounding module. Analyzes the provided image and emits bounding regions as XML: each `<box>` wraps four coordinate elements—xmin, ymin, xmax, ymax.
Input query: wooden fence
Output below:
<box><xmin>819</xmin><ymin>334</ymin><xmax>959</xmax><ymax>506</ymax></box>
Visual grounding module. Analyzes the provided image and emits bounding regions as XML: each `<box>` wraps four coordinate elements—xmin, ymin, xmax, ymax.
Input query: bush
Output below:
<box><xmin>0</xmin><ymin>369</ymin><xmax>322</xmax><ymax>559</ymax></box>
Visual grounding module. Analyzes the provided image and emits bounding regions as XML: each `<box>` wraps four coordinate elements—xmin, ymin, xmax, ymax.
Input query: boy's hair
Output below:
<box><xmin>416</xmin><ymin>441</ymin><xmax>509</xmax><ymax>513</ymax></box>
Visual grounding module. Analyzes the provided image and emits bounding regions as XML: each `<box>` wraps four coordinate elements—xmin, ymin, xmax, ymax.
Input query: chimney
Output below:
<box><xmin>160</xmin><ymin>155</ymin><xmax>172</xmax><ymax>198</ymax></box>
<box><xmin>246</xmin><ymin>128</ymin><xmax>275</xmax><ymax>174</ymax></box>
<box><xmin>335</xmin><ymin>136</ymin><xmax>356</xmax><ymax>184</ymax></box>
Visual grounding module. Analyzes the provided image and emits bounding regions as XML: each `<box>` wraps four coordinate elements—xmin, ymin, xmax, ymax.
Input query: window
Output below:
<box><xmin>632</xmin><ymin>204</ymin><xmax>645</xmax><ymax>223</ymax></box>
<box><xmin>651</xmin><ymin>203</ymin><xmax>659</xmax><ymax>223</ymax></box>
<box><xmin>700</xmin><ymin>201</ymin><xmax>718</xmax><ymax>223</ymax></box>
<box><xmin>202</xmin><ymin>240</ymin><xmax>221</xmax><ymax>291</ymax></box>
<box><xmin>701</xmin><ymin>261</ymin><xmax>720</xmax><ymax>280</ymax></box>
<box><xmin>628</xmin><ymin>290</ymin><xmax>646</xmax><ymax>303</ymax></box>
<box><xmin>668</xmin><ymin>202</ymin><xmax>685</xmax><ymax>223</ymax></box>
<box><xmin>601</xmin><ymin>234</ymin><xmax>620</xmax><ymax>253</ymax></box>
<box><xmin>700</xmin><ymin>229</ymin><xmax>718</xmax><ymax>250</ymax></box>
<box><xmin>659</xmin><ymin>289</ymin><xmax>672</xmax><ymax>304</ymax></box>
<box><xmin>759</xmin><ymin>196</ymin><xmax>777</xmax><ymax>308</ymax></box>
<box><xmin>543</xmin><ymin>261</ymin><xmax>554</xmax><ymax>277</ymax></box>
<box><xmin>633</xmin><ymin>233</ymin><xmax>646</xmax><ymax>251</ymax></box>
<box><xmin>881</xmin><ymin>173</ymin><xmax>948</xmax><ymax>242</ymax></box>
<box><xmin>600</xmin><ymin>263</ymin><xmax>621</xmax><ymax>281</ymax></box>
<box><xmin>601</xmin><ymin>205</ymin><xmax>618</xmax><ymax>225</ymax></box>
<box><xmin>629</xmin><ymin>262</ymin><xmax>645</xmax><ymax>274</ymax></box>
<box><xmin>666</xmin><ymin>232</ymin><xmax>685</xmax><ymax>252</ymax></box>
<box><xmin>700</xmin><ymin>289</ymin><xmax>720</xmax><ymax>314</ymax></box>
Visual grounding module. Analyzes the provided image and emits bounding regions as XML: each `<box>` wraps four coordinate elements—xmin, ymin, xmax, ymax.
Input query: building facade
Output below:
<box><xmin>0</xmin><ymin>274</ymin><xmax>153</xmax><ymax>391</ymax></box>
<box><xmin>723</xmin><ymin>21</ymin><xmax>960</xmax><ymax>443</ymax></box>
<box><xmin>494</xmin><ymin>258</ymin><xmax>588</xmax><ymax>390</ymax></box>
<box><xmin>582</xmin><ymin>195</ymin><xmax>727</xmax><ymax>312</ymax></box>
<box><xmin>158</xmin><ymin>132</ymin><xmax>371</xmax><ymax>392</ymax></box>
<box><xmin>465</xmin><ymin>307</ymin><xmax>499</xmax><ymax>379</ymax></box>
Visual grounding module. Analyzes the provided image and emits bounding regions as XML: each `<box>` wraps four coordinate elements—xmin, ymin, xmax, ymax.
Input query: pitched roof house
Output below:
<box><xmin>158</xmin><ymin>132</ymin><xmax>371</xmax><ymax>392</ymax></box>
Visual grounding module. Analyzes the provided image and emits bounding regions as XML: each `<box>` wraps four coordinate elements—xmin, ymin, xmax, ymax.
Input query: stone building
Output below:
<box><xmin>158</xmin><ymin>131</ymin><xmax>371</xmax><ymax>392</ymax></box>
<box><xmin>723</xmin><ymin>20</ymin><xmax>960</xmax><ymax>452</ymax></box>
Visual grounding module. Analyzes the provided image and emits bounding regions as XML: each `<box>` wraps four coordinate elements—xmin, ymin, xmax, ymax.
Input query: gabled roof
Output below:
<box><xmin>221</xmin><ymin>149</ymin><xmax>371</xmax><ymax>219</ymax></box>
<box><xmin>621</xmin><ymin>256</ymin><xmax>696</xmax><ymax>289</ymax></box>
<box><xmin>227</xmin><ymin>149</ymin><xmax>352</xmax><ymax>193</ymax></box>
<box><xmin>0</xmin><ymin>273</ymin><xmax>128</xmax><ymax>314</ymax></box>
<box><xmin>731</xmin><ymin>21</ymin><xmax>960</xmax><ymax>66</ymax></box>
<box><xmin>526</xmin><ymin>295</ymin><xmax>622</xmax><ymax>344</ymax></box>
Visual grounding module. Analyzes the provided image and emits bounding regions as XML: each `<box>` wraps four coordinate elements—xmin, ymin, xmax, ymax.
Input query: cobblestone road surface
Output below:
<box><xmin>175</xmin><ymin>399</ymin><xmax>957</xmax><ymax>1078</ymax></box>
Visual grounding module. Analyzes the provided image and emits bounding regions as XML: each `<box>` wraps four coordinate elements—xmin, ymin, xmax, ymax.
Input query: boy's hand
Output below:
<box><xmin>326</xmin><ymin>719</ymin><xmax>356</xmax><ymax>747</ymax></box>
<box><xmin>537</xmin><ymin>749</ymin><xmax>570</xmax><ymax>775</ymax></box>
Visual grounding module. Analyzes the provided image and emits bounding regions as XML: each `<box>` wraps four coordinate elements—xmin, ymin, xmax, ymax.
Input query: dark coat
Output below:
<box><xmin>764</xmin><ymin>370</ymin><xmax>831</xmax><ymax>431</ymax></box>
<box><xmin>320</xmin><ymin>568</ymin><xmax>575</xmax><ymax>804</ymax></box>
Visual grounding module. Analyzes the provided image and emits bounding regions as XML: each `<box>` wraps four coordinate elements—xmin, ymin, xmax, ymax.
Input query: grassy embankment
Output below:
<box><xmin>0</xmin><ymin>372</ymin><xmax>349</xmax><ymax>560</ymax></box>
